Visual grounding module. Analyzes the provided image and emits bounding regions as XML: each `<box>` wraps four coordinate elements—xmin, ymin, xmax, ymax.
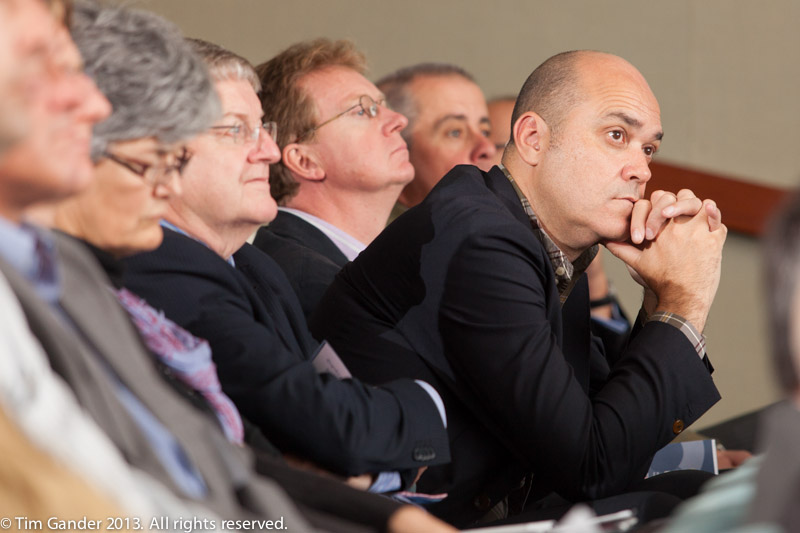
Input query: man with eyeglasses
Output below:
<box><xmin>250</xmin><ymin>39</ymin><xmax>414</xmax><ymax>321</ymax></box>
<box><xmin>124</xmin><ymin>39</ymin><xmax>452</xmax><ymax>497</ymax></box>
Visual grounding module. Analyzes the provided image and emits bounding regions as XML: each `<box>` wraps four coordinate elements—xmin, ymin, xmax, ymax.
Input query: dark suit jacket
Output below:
<box><xmin>253</xmin><ymin>210</ymin><xmax>348</xmax><ymax>322</ymax></box>
<box><xmin>311</xmin><ymin>165</ymin><xmax>721</xmax><ymax>526</ymax></box>
<box><xmin>123</xmin><ymin>228</ymin><xmax>449</xmax><ymax>477</ymax></box>
<box><xmin>0</xmin><ymin>233</ymin><xmax>311</xmax><ymax>527</ymax></box>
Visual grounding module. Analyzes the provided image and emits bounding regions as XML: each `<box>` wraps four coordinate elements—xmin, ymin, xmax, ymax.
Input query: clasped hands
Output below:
<box><xmin>605</xmin><ymin>189</ymin><xmax>727</xmax><ymax>333</ymax></box>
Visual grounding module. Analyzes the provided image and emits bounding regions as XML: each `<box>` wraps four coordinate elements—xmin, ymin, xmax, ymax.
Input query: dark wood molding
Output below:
<box><xmin>649</xmin><ymin>161</ymin><xmax>791</xmax><ymax>236</ymax></box>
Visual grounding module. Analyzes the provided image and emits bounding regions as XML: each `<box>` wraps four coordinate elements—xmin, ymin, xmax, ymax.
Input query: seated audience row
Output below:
<box><xmin>3</xmin><ymin>0</ymin><xmax>784</xmax><ymax>531</ymax></box>
<box><xmin>0</xmin><ymin>1</ymin><xmax>453</xmax><ymax>531</ymax></box>
<box><xmin>311</xmin><ymin>48</ymin><xmax>726</xmax><ymax>525</ymax></box>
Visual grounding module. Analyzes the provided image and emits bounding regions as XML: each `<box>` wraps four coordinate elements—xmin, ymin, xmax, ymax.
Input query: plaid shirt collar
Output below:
<box><xmin>499</xmin><ymin>164</ymin><xmax>598</xmax><ymax>304</ymax></box>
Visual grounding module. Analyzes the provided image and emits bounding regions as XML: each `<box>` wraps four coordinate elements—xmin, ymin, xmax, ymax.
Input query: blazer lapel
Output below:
<box><xmin>0</xmin><ymin>254</ymin><xmax>158</xmax><ymax>468</ymax></box>
<box><xmin>53</xmin><ymin>236</ymin><xmax>206</xmax><ymax>454</ymax></box>
<box><xmin>484</xmin><ymin>166</ymin><xmax>535</xmax><ymax>229</ymax></box>
<box><xmin>272</xmin><ymin>211</ymin><xmax>349</xmax><ymax>267</ymax></box>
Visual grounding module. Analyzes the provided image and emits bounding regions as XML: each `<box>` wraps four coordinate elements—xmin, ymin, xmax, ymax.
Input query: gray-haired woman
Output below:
<box><xmin>49</xmin><ymin>1</ymin><xmax>247</xmax><ymax>443</ymax></box>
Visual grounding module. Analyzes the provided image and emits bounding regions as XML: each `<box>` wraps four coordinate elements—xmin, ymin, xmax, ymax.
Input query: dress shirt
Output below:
<box><xmin>161</xmin><ymin>220</ymin><xmax>235</xmax><ymax>267</ymax></box>
<box><xmin>279</xmin><ymin>207</ymin><xmax>366</xmax><ymax>261</ymax></box>
<box><xmin>0</xmin><ymin>217</ymin><xmax>60</xmax><ymax>305</ymax></box>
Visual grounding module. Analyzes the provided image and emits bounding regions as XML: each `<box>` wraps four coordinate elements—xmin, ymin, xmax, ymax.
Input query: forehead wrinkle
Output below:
<box><xmin>595</xmin><ymin>93</ymin><xmax>662</xmax><ymax>141</ymax></box>
<box><xmin>217</xmin><ymin>80</ymin><xmax>264</xmax><ymax>126</ymax></box>
<box><xmin>335</xmin><ymin>91</ymin><xmax>373</xmax><ymax>110</ymax></box>
<box><xmin>605</xmin><ymin>111</ymin><xmax>642</xmax><ymax>129</ymax></box>
<box><xmin>342</xmin><ymin>87</ymin><xmax>384</xmax><ymax>103</ymax></box>
<box><xmin>598</xmin><ymin>110</ymin><xmax>663</xmax><ymax>143</ymax></box>
<box><xmin>304</xmin><ymin>67</ymin><xmax>381</xmax><ymax>109</ymax></box>
<box><xmin>222</xmin><ymin>108</ymin><xmax>264</xmax><ymax>124</ymax></box>
<box><xmin>580</xmin><ymin>58</ymin><xmax>660</xmax><ymax>117</ymax></box>
<box><xmin>225</xmin><ymin>111</ymin><xmax>261</xmax><ymax>120</ymax></box>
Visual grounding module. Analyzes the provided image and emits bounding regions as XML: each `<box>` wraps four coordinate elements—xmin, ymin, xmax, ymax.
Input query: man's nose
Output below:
<box><xmin>383</xmin><ymin>106</ymin><xmax>409</xmax><ymax>136</ymax></box>
<box><xmin>77</xmin><ymin>74</ymin><xmax>112</xmax><ymax>123</ymax></box>
<box><xmin>471</xmin><ymin>132</ymin><xmax>496</xmax><ymax>169</ymax></box>
<box><xmin>249</xmin><ymin>128</ymin><xmax>281</xmax><ymax>164</ymax></box>
<box><xmin>622</xmin><ymin>150</ymin><xmax>652</xmax><ymax>183</ymax></box>
<box><xmin>154</xmin><ymin>172</ymin><xmax>181</xmax><ymax>198</ymax></box>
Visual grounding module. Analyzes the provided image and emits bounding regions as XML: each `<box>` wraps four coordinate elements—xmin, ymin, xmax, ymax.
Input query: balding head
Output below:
<box><xmin>509</xmin><ymin>50</ymin><xmax>584</xmax><ymax>146</ymax></box>
<box><xmin>505</xmin><ymin>50</ymin><xmax>662</xmax><ymax>258</ymax></box>
<box><xmin>510</xmin><ymin>50</ymin><xmax>657</xmax><ymax>148</ymax></box>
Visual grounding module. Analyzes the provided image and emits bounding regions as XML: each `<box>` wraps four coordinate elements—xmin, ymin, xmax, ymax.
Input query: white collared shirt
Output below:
<box><xmin>278</xmin><ymin>207</ymin><xmax>366</xmax><ymax>261</ymax></box>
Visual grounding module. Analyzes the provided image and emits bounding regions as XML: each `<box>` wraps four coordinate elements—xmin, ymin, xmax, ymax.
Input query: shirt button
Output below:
<box><xmin>555</xmin><ymin>266</ymin><xmax>566</xmax><ymax>276</ymax></box>
<box><xmin>672</xmin><ymin>419</ymin><xmax>685</xmax><ymax>435</ymax></box>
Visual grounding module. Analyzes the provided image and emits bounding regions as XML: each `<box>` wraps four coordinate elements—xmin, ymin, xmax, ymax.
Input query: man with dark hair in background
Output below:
<box><xmin>378</xmin><ymin>63</ymin><xmax>496</xmax><ymax>218</ymax></box>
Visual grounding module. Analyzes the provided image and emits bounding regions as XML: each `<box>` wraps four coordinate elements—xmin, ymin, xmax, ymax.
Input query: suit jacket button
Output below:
<box><xmin>672</xmin><ymin>419</ymin><xmax>685</xmax><ymax>435</ymax></box>
<box><xmin>473</xmin><ymin>494</ymin><xmax>492</xmax><ymax>512</ymax></box>
<box><xmin>413</xmin><ymin>447</ymin><xmax>436</xmax><ymax>462</ymax></box>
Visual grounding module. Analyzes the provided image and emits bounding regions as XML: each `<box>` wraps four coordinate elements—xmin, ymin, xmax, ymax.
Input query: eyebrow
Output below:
<box><xmin>221</xmin><ymin>111</ymin><xmax>264</xmax><ymax>123</ymax></box>
<box><xmin>342</xmin><ymin>92</ymin><xmax>385</xmax><ymax>106</ymax></box>
<box><xmin>433</xmin><ymin>114</ymin><xmax>467</xmax><ymax>130</ymax></box>
<box><xmin>605</xmin><ymin>111</ymin><xmax>663</xmax><ymax>141</ymax></box>
<box><xmin>433</xmin><ymin>114</ymin><xmax>491</xmax><ymax>130</ymax></box>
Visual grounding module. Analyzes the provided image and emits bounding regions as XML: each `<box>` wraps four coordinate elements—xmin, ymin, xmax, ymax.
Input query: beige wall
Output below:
<box><xmin>139</xmin><ymin>0</ymin><xmax>798</xmax><ymax>427</ymax></box>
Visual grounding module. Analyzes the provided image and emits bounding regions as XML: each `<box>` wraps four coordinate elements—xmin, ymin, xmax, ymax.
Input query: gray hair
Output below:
<box><xmin>187</xmin><ymin>38</ymin><xmax>260</xmax><ymax>93</ymax></box>
<box><xmin>376</xmin><ymin>63</ymin><xmax>476</xmax><ymax>144</ymax></box>
<box><xmin>70</xmin><ymin>1</ymin><xmax>221</xmax><ymax>160</ymax></box>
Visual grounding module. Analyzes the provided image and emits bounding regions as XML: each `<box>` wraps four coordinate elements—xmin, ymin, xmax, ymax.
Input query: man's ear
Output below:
<box><xmin>512</xmin><ymin>111</ymin><xmax>550</xmax><ymax>167</ymax></box>
<box><xmin>282</xmin><ymin>143</ymin><xmax>325</xmax><ymax>182</ymax></box>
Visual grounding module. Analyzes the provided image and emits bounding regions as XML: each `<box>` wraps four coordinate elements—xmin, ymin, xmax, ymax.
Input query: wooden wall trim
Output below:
<box><xmin>649</xmin><ymin>161</ymin><xmax>791</xmax><ymax>236</ymax></box>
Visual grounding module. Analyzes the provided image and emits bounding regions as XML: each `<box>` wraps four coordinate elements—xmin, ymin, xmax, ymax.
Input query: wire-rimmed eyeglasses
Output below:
<box><xmin>295</xmin><ymin>95</ymin><xmax>383</xmax><ymax>142</ymax></box>
<box><xmin>209</xmin><ymin>120</ymin><xmax>278</xmax><ymax>145</ymax></box>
